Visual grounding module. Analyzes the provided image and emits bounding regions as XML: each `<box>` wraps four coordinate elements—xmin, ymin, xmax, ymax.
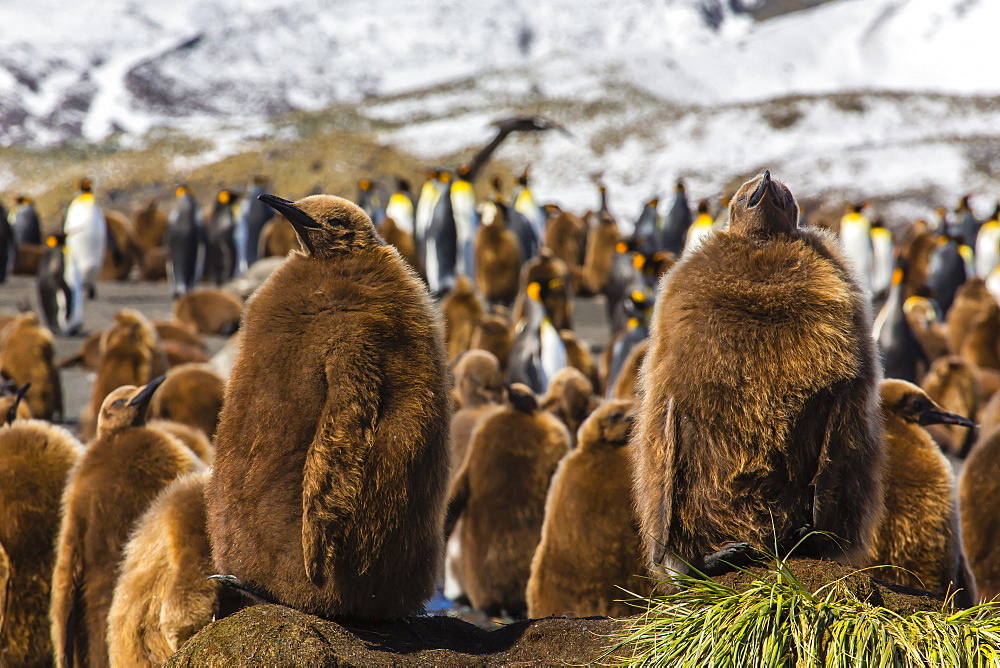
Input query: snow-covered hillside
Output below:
<box><xmin>2</xmin><ymin>0</ymin><xmax>999</xmax><ymax>219</ymax></box>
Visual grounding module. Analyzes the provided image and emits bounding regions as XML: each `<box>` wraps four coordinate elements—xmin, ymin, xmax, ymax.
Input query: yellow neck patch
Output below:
<box><xmin>627</xmin><ymin>317</ymin><xmax>640</xmax><ymax>330</ymax></box>
<box><xmin>527</xmin><ymin>282</ymin><xmax>542</xmax><ymax>302</ymax></box>
<box><xmin>892</xmin><ymin>267</ymin><xmax>904</xmax><ymax>285</ymax></box>
<box><xmin>633</xmin><ymin>254</ymin><xmax>646</xmax><ymax>270</ymax></box>
<box><xmin>616</xmin><ymin>242</ymin><xmax>628</xmax><ymax>254</ymax></box>
<box><xmin>77</xmin><ymin>193</ymin><xmax>94</xmax><ymax>203</ymax></box>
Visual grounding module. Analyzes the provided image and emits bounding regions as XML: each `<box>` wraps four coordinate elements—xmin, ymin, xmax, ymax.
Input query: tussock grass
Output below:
<box><xmin>608</xmin><ymin>557</ymin><xmax>1000</xmax><ymax>667</ymax></box>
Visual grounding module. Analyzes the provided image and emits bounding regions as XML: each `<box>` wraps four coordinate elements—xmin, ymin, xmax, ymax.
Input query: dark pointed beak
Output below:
<box><xmin>128</xmin><ymin>375</ymin><xmax>165</xmax><ymax>424</ymax></box>
<box><xmin>747</xmin><ymin>170</ymin><xmax>772</xmax><ymax>208</ymax></box>
<box><xmin>6</xmin><ymin>382</ymin><xmax>30</xmax><ymax>425</ymax></box>
<box><xmin>918</xmin><ymin>408</ymin><xmax>977</xmax><ymax>429</ymax></box>
<box><xmin>258</xmin><ymin>194</ymin><xmax>321</xmax><ymax>231</ymax></box>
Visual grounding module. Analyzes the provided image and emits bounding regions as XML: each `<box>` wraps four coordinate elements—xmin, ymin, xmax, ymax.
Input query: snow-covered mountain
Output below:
<box><xmin>2</xmin><ymin>0</ymin><xmax>999</xmax><ymax>219</ymax></box>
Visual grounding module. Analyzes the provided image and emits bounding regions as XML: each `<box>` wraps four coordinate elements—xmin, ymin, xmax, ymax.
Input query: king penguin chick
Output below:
<box><xmin>50</xmin><ymin>378</ymin><xmax>202</xmax><ymax>668</ymax></box>
<box><xmin>442</xmin><ymin>274</ymin><xmax>485</xmax><ymax>362</ymax></box>
<box><xmin>959</xmin><ymin>427</ymin><xmax>1000</xmax><ymax>602</ymax></box>
<box><xmin>166</xmin><ymin>186</ymin><xmax>204</xmax><ymax>298</ymax></box>
<box><xmin>540</xmin><ymin>366</ymin><xmax>598</xmax><ymax>448</ymax></box>
<box><xmin>609</xmin><ymin>338</ymin><xmax>649</xmax><ymax>400</ymax></box>
<box><xmin>0</xmin><ymin>393</ymin><xmax>83</xmax><ymax>668</ymax></box>
<box><xmin>0</xmin><ymin>378</ymin><xmax>32</xmax><ymax>422</ymax></box>
<box><xmin>445</xmin><ymin>383</ymin><xmax>570</xmax><ymax>616</ymax></box>
<box><xmin>206</xmin><ymin>194</ymin><xmax>450</xmax><ymax>620</ymax></box>
<box><xmin>107</xmin><ymin>471</ymin><xmax>218</xmax><ymax>667</ymax></box>
<box><xmin>633</xmin><ymin>171</ymin><xmax>884</xmax><ymax>578</ymax></box>
<box><xmin>582</xmin><ymin>190</ymin><xmax>621</xmax><ymax>295</ymax></box>
<box><xmin>506</xmin><ymin>281</ymin><xmax>568</xmax><ymax>395</ymax></box>
<box><xmin>148</xmin><ymin>363</ymin><xmax>225</xmax><ymax>441</ymax></box>
<box><xmin>172</xmin><ymin>288</ymin><xmax>242</xmax><ymax>336</ymax></box>
<box><xmin>945</xmin><ymin>278</ymin><xmax>995</xmax><ymax>356</ymax></box>
<box><xmin>920</xmin><ymin>356</ymin><xmax>980</xmax><ymax>458</ymax></box>
<box><xmin>0</xmin><ymin>312</ymin><xmax>62</xmax><ymax>421</ymax></box>
<box><xmin>470</xmin><ymin>312</ymin><xmax>513</xmax><ymax>375</ymax></box>
<box><xmin>63</xmin><ymin>178</ymin><xmax>106</xmax><ymax>299</ymax></box>
<box><xmin>527</xmin><ymin>399</ymin><xmax>649</xmax><ymax>618</ymax></box>
<box><xmin>869</xmin><ymin>380</ymin><xmax>976</xmax><ymax>605</ymax></box>
<box><xmin>474</xmin><ymin>199</ymin><xmax>522</xmax><ymax>308</ymax></box>
<box><xmin>378</xmin><ymin>215</ymin><xmax>423</xmax><ymax>277</ymax></box>
<box><xmin>37</xmin><ymin>234</ymin><xmax>84</xmax><ymax>336</ymax></box>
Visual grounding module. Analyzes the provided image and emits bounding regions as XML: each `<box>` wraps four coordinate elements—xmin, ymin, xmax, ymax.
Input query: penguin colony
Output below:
<box><xmin>4</xmin><ymin>150</ymin><xmax>1000</xmax><ymax>665</ymax></box>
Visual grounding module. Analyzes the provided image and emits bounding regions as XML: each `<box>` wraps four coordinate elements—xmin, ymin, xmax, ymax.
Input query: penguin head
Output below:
<box><xmin>457</xmin><ymin>164</ymin><xmax>472</xmax><ymax>180</ymax></box>
<box><xmin>543</xmin><ymin>367</ymin><xmax>597</xmax><ymax>427</ymax></box>
<box><xmin>0</xmin><ymin>381</ymin><xmax>30</xmax><ymax>426</ymax></box>
<box><xmin>396</xmin><ymin>178</ymin><xmax>411</xmax><ymax>194</ymax></box>
<box><xmin>454</xmin><ymin>350</ymin><xmax>504</xmax><ymax>407</ymax></box>
<box><xmin>579</xmin><ymin>398</ymin><xmax>635</xmax><ymax>449</ymax></box>
<box><xmin>880</xmin><ymin>379</ymin><xmax>976</xmax><ymax>429</ymax></box>
<box><xmin>624</xmin><ymin>290</ymin><xmax>653</xmax><ymax>325</ymax></box>
<box><xmin>358</xmin><ymin>179</ymin><xmax>373</xmax><ymax>192</ymax></box>
<box><xmin>97</xmin><ymin>375</ymin><xmax>166</xmax><ymax>435</ymax></box>
<box><xmin>729</xmin><ymin>170</ymin><xmax>799</xmax><ymax>239</ymax></box>
<box><xmin>491</xmin><ymin>176</ymin><xmax>504</xmax><ymax>196</ymax></box>
<box><xmin>518</xmin><ymin>167</ymin><xmax>530</xmax><ymax>187</ymax></box>
<box><xmin>46</xmin><ymin>234</ymin><xmax>66</xmax><ymax>248</ymax></box>
<box><xmin>78</xmin><ymin>178</ymin><xmax>93</xmax><ymax>193</ymax></box>
<box><xmin>697</xmin><ymin>199</ymin><xmax>709</xmax><ymax>215</ymax></box>
<box><xmin>258</xmin><ymin>194</ymin><xmax>382</xmax><ymax>257</ymax></box>
<box><xmin>15</xmin><ymin>194</ymin><xmax>30</xmax><ymax>205</ymax></box>
<box><xmin>505</xmin><ymin>383</ymin><xmax>538</xmax><ymax>414</ymax></box>
<box><xmin>217</xmin><ymin>190</ymin><xmax>231</xmax><ymax>205</ymax></box>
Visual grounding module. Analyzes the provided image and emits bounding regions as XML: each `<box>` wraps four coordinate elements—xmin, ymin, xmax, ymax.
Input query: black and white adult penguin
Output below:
<box><xmin>204</xmin><ymin>189</ymin><xmax>238</xmax><ymax>286</ymax></box>
<box><xmin>683</xmin><ymin>199</ymin><xmax>716</xmax><ymax>255</ymax></box>
<box><xmin>874</xmin><ymin>264</ymin><xmax>928</xmax><ymax>383</ymax></box>
<box><xmin>928</xmin><ymin>235</ymin><xmax>969</xmax><ymax>315</ymax></box>
<box><xmin>236</xmin><ymin>175</ymin><xmax>274</xmax><ymax>272</ymax></box>
<box><xmin>975</xmin><ymin>204</ymin><xmax>1000</xmax><ymax>278</ymax></box>
<box><xmin>37</xmin><ymin>234</ymin><xmax>84</xmax><ymax>336</ymax></box>
<box><xmin>425</xmin><ymin>171</ymin><xmax>458</xmax><ymax>297</ymax></box>
<box><xmin>839</xmin><ymin>203</ymin><xmax>874</xmax><ymax>298</ymax></box>
<box><xmin>631</xmin><ymin>196</ymin><xmax>660</xmax><ymax>255</ymax></box>
<box><xmin>63</xmin><ymin>177</ymin><xmax>106</xmax><ymax>299</ymax></box>
<box><xmin>385</xmin><ymin>178</ymin><xmax>416</xmax><ymax>236</ymax></box>
<box><xmin>871</xmin><ymin>218</ymin><xmax>894</xmax><ymax>301</ymax></box>
<box><xmin>496</xmin><ymin>176</ymin><xmax>539</xmax><ymax>263</ymax></box>
<box><xmin>166</xmin><ymin>185</ymin><xmax>205</xmax><ymax>298</ymax></box>
<box><xmin>602</xmin><ymin>240</ymin><xmax>647</xmax><ymax>336</ymax></box>
<box><xmin>656</xmin><ymin>180</ymin><xmax>692</xmax><ymax>256</ymax></box>
<box><xmin>0</xmin><ymin>204</ymin><xmax>11</xmax><ymax>283</ymax></box>
<box><xmin>414</xmin><ymin>169</ymin><xmax>442</xmax><ymax>260</ymax></box>
<box><xmin>511</xmin><ymin>167</ymin><xmax>545</xmax><ymax>254</ymax></box>
<box><xmin>506</xmin><ymin>281</ymin><xmax>567</xmax><ymax>395</ymax></box>
<box><xmin>356</xmin><ymin>178</ymin><xmax>384</xmax><ymax>224</ymax></box>
<box><xmin>955</xmin><ymin>195</ymin><xmax>980</xmax><ymax>248</ymax></box>
<box><xmin>605</xmin><ymin>291</ymin><xmax>653</xmax><ymax>397</ymax></box>
<box><xmin>9</xmin><ymin>195</ymin><xmax>41</xmax><ymax>249</ymax></box>
<box><xmin>452</xmin><ymin>164</ymin><xmax>480</xmax><ymax>280</ymax></box>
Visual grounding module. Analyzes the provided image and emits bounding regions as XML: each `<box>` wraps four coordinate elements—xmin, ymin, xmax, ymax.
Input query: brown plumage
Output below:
<box><xmin>378</xmin><ymin>216</ymin><xmax>423</xmax><ymax>277</ymax></box>
<box><xmin>148</xmin><ymin>419</ymin><xmax>214</xmax><ymax>465</ymax></box>
<box><xmin>154</xmin><ymin>320</ymin><xmax>210</xmax><ymax>367</ymax></box>
<box><xmin>869</xmin><ymin>380</ymin><xmax>975</xmax><ymax>603</ymax></box>
<box><xmin>442</xmin><ymin>275</ymin><xmax>484</xmax><ymax>362</ymax></box>
<box><xmin>206</xmin><ymin>194</ymin><xmax>450</xmax><ymax>620</ymax></box>
<box><xmin>132</xmin><ymin>196</ymin><xmax>168</xmax><ymax>252</ymax></box>
<box><xmin>445</xmin><ymin>384</ymin><xmax>570</xmax><ymax>616</ymax></box>
<box><xmin>107</xmin><ymin>472</ymin><xmax>218</xmax><ymax>666</ymax></box>
<box><xmin>172</xmin><ymin>288</ymin><xmax>243</xmax><ymax>336</ymax></box>
<box><xmin>469</xmin><ymin>313</ymin><xmax>513</xmax><ymax>374</ymax></box>
<box><xmin>903</xmin><ymin>295</ymin><xmax>949</xmax><ymax>362</ymax></box>
<box><xmin>610</xmin><ymin>339</ymin><xmax>648</xmax><ymax>400</ymax></box>
<box><xmin>946</xmin><ymin>278</ymin><xmax>995</xmax><ymax>355</ymax></box>
<box><xmin>100</xmin><ymin>209</ymin><xmax>141</xmax><ymax>281</ymax></box>
<box><xmin>51</xmin><ymin>379</ymin><xmax>202</xmax><ymax>668</ymax></box>
<box><xmin>0</xmin><ymin>380</ymin><xmax>32</xmax><ymax>422</ymax></box>
<box><xmin>543</xmin><ymin>207</ymin><xmax>588</xmax><ymax>285</ymax></box>
<box><xmin>450</xmin><ymin>350</ymin><xmax>505</xmax><ymax>474</ymax></box>
<box><xmin>920</xmin><ymin>356</ymin><xmax>980</xmax><ymax>458</ymax></box>
<box><xmin>512</xmin><ymin>249</ymin><xmax>572</xmax><ymax>331</ymax></box>
<box><xmin>103</xmin><ymin>309</ymin><xmax>169</xmax><ymax>376</ymax></box>
<box><xmin>897</xmin><ymin>220</ymin><xmax>936</xmax><ymax>297</ymax></box>
<box><xmin>960</xmin><ymin>427</ymin><xmax>1000</xmax><ymax>601</ymax></box>
<box><xmin>0</xmin><ymin>312</ymin><xmax>62</xmax><ymax>421</ymax></box>
<box><xmin>474</xmin><ymin>201</ymin><xmax>522</xmax><ymax>308</ymax></box>
<box><xmin>559</xmin><ymin>329</ymin><xmax>600</xmax><ymax>392</ymax></box>
<box><xmin>148</xmin><ymin>363</ymin><xmax>225</xmax><ymax>440</ymax></box>
<box><xmin>258</xmin><ymin>217</ymin><xmax>300</xmax><ymax>258</ymax></box>
<box><xmin>0</xmin><ymin>419</ymin><xmax>82</xmax><ymax>668</ymax></box>
<box><xmin>960</xmin><ymin>303</ymin><xmax>1000</xmax><ymax>370</ymax></box>
<box><xmin>527</xmin><ymin>399</ymin><xmax>648</xmax><ymax>618</ymax></box>
<box><xmin>632</xmin><ymin>171</ymin><xmax>884</xmax><ymax>577</ymax></box>
<box><xmin>541</xmin><ymin>366</ymin><xmax>599</xmax><ymax>448</ymax></box>
<box><xmin>582</xmin><ymin>210</ymin><xmax>621</xmax><ymax>295</ymax></box>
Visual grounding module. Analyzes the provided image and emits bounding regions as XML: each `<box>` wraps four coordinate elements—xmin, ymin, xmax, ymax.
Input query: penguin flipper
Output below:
<box><xmin>301</xmin><ymin>341</ymin><xmax>382</xmax><ymax>588</ymax></box>
<box><xmin>633</xmin><ymin>395</ymin><xmax>682</xmax><ymax>575</ymax></box>
<box><xmin>0</xmin><ymin>539</ymin><xmax>9</xmax><ymax>636</ymax></box>
<box><xmin>50</xmin><ymin>517</ymin><xmax>84</xmax><ymax>668</ymax></box>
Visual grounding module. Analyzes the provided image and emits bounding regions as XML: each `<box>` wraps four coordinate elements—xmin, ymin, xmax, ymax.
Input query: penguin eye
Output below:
<box><xmin>736</xmin><ymin>196</ymin><xmax>747</xmax><ymax>206</ymax></box>
<box><xmin>112</xmin><ymin>399</ymin><xmax>127</xmax><ymax>408</ymax></box>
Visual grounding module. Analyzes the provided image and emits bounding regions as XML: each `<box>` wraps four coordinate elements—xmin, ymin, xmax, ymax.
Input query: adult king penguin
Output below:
<box><xmin>166</xmin><ymin>186</ymin><xmax>204</xmax><ymax>298</ymax></box>
<box><xmin>9</xmin><ymin>195</ymin><xmax>42</xmax><ymax>246</ymax></box>
<box><xmin>385</xmin><ymin>178</ymin><xmax>416</xmax><ymax>236</ymax></box>
<box><xmin>206</xmin><ymin>193</ymin><xmax>450</xmax><ymax>620</ymax></box>
<box><xmin>975</xmin><ymin>205</ymin><xmax>1000</xmax><ymax>278</ymax></box>
<box><xmin>237</xmin><ymin>176</ymin><xmax>274</xmax><ymax>272</ymax></box>
<box><xmin>37</xmin><ymin>234</ymin><xmax>84</xmax><ymax>336</ymax></box>
<box><xmin>63</xmin><ymin>178</ymin><xmax>106</xmax><ymax>299</ymax></box>
<box><xmin>839</xmin><ymin>203</ymin><xmax>873</xmax><ymax>297</ymax></box>
<box><xmin>506</xmin><ymin>281</ymin><xmax>567</xmax><ymax>395</ymax></box>
<box><xmin>633</xmin><ymin>171</ymin><xmax>883</xmax><ymax>578</ymax></box>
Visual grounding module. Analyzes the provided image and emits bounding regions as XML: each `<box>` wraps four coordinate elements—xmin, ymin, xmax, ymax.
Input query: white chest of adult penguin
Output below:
<box><xmin>205</xmin><ymin>194</ymin><xmax>450</xmax><ymax>620</ymax></box>
<box><xmin>63</xmin><ymin>178</ymin><xmax>106</xmax><ymax>299</ymax></box>
<box><xmin>632</xmin><ymin>171</ymin><xmax>883</xmax><ymax>579</ymax></box>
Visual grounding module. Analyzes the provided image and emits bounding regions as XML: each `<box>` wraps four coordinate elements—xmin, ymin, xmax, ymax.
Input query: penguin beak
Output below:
<box><xmin>5</xmin><ymin>382</ymin><xmax>30</xmax><ymax>425</ymax></box>
<box><xmin>747</xmin><ymin>170</ymin><xmax>772</xmax><ymax>208</ymax></box>
<box><xmin>258</xmin><ymin>194</ymin><xmax>321</xmax><ymax>232</ymax></box>
<box><xmin>128</xmin><ymin>375</ymin><xmax>166</xmax><ymax>424</ymax></box>
<box><xmin>917</xmin><ymin>408</ymin><xmax>976</xmax><ymax>429</ymax></box>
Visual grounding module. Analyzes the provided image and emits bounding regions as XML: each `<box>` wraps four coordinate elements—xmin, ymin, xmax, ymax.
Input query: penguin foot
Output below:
<box><xmin>694</xmin><ymin>542</ymin><xmax>761</xmax><ymax>577</ymax></box>
<box><xmin>209</xmin><ymin>574</ymin><xmax>277</xmax><ymax>619</ymax></box>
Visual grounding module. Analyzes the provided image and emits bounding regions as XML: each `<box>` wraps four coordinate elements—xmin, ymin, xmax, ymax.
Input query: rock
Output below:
<box><xmin>166</xmin><ymin>605</ymin><xmax>625</xmax><ymax>667</ymax></box>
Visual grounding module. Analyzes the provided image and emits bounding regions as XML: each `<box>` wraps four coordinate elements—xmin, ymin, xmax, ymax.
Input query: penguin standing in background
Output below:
<box><xmin>414</xmin><ymin>170</ymin><xmax>442</xmax><ymax>260</ymax></box>
<box><xmin>497</xmin><ymin>176</ymin><xmax>539</xmax><ymax>263</ymax></box>
<box><xmin>506</xmin><ymin>281</ymin><xmax>567</xmax><ymax>395</ymax></box>
<box><xmin>63</xmin><ymin>178</ymin><xmax>106</xmax><ymax>299</ymax></box>
<box><xmin>0</xmin><ymin>203</ymin><xmax>11</xmax><ymax>283</ymax></box>
<box><xmin>871</xmin><ymin>219</ymin><xmax>894</xmax><ymax>301</ymax></box>
<box><xmin>683</xmin><ymin>199</ymin><xmax>715</xmax><ymax>255</ymax></box>
<box><xmin>166</xmin><ymin>186</ymin><xmax>204</xmax><ymax>298</ymax></box>
<box><xmin>656</xmin><ymin>180</ymin><xmax>691</xmax><ymax>256</ymax></box>
<box><xmin>602</xmin><ymin>241</ymin><xmax>646</xmax><ymax>335</ymax></box>
<box><xmin>512</xmin><ymin>168</ymin><xmax>545</xmax><ymax>253</ymax></box>
<box><xmin>928</xmin><ymin>235</ymin><xmax>968</xmax><ymax>315</ymax></box>
<box><xmin>975</xmin><ymin>204</ymin><xmax>1000</xmax><ymax>278</ymax></box>
<box><xmin>605</xmin><ymin>291</ymin><xmax>653</xmax><ymax>396</ymax></box>
<box><xmin>356</xmin><ymin>178</ymin><xmax>384</xmax><ymax>224</ymax></box>
<box><xmin>9</xmin><ymin>195</ymin><xmax>42</xmax><ymax>246</ymax></box>
<box><xmin>955</xmin><ymin>195</ymin><xmax>980</xmax><ymax>247</ymax></box>
<box><xmin>474</xmin><ymin>199</ymin><xmax>522</xmax><ymax>308</ymax></box>
<box><xmin>385</xmin><ymin>178</ymin><xmax>416</xmax><ymax>236</ymax></box>
<box><xmin>236</xmin><ymin>176</ymin><xmax>274</xmax><ymax>272</ymax></box>
<box><xmin>632</xmin><ymin>197</ymin><xmax>660</xmax><ymax>254</ymax></box>
<box><xmin>875</xmin><ymin>266</ymin><xmax>929</xmax><ymax>383</ymax></box>
<box><xmin>582</xmin><ymin>188</ymin><xmax>621</xmax><ymax>295</ymax></box>
<box><xmin>37</xmin><ymin>234</ymin><xmax>84</xmax><ymax>336</ymax></box>
<box><xmin>204</xmin><ymin>190</ymin><xmax>238</xmax><ymax>286</ymax></box>
<box><xmin>452</xmin><ymin>164</ymin><xmax>480</xmax><ymax>279</ymax></box>
<box><xmin>425</xmin><ymin>171</ymin><xmax>458</xmax><ymax>297</ymax></box>
<box><xmin>839</xmin><ymin>203</ymin><xmax>873</xmax><ymax>297</ymax></box>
